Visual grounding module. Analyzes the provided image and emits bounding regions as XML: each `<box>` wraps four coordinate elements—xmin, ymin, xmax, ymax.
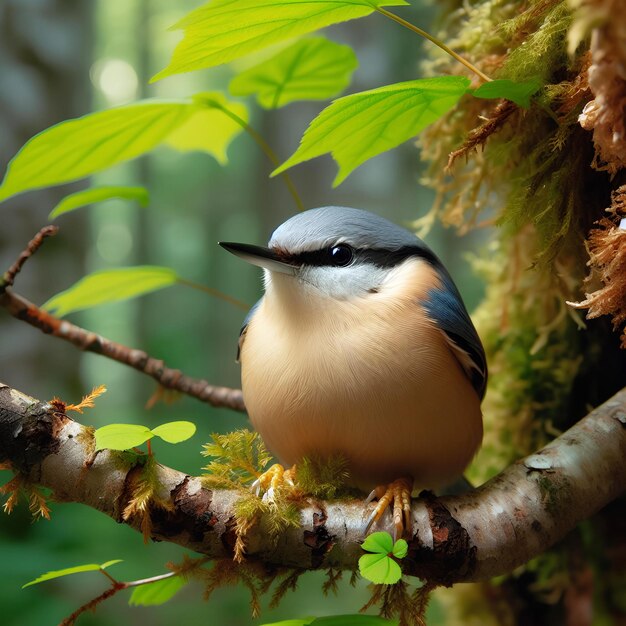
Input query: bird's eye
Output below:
<box><xmin>328</xmin><ymin>244</ymin><xmax>353</xmax><ymax>267</ymax></box>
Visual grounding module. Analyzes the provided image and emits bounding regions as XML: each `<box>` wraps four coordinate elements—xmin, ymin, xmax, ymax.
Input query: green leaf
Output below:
<box><xmin>48</xmin><ymin>186</ymin><xmax>149</xmax><ymax>220</ymax></box>
<box><xmin>359</xmin><ymin>532</ymin><xmax>404</xmax><ymax>584</ymax></box>
<box><xmin>471</xmin><ymin>77</ymin><xmax>542</xmax><ymax>108</ymax></box>
<box><xmin>361</xmin><ymin>531</ymin><xmax>394</xmax><ymax>555</ymax></box>
<box><xmin>229</xmin><ymin>37</ymin><xmax>358</xmax><ymax>109</ymax></box>
<box><xmin>358</xmin><ymin>552</ymin><xmax>402</xmax><ymax>585</ymax></box>
<box><xmin>163</xmin><ymin>92</ymin><xmax>248</xmax><ymax>165</ymax></box>
<box><xmin>151</xmin><ymin>421</ymin><xmax>197</xmax><ymax>444</ymax></box>
<box><xmin>128</xmin><ymin>575</ymin><xmax>187</xmax><ymax>606</ymax></box>
<box><xmin>22</xmin><ymin>560</ymin><xmax>122</xmax><ymax>588</ymax></box>
<box><xmin>392</xmin><ymin>538</ymin><xmax>408</xmax><ymax>559</ymax></box>
<box><xmin>0</xmin><ymin>94</ymin><xmax>246</xmax><ymax>203</ymax></box>
<box><xmin>94</xmin><ymin>424</ymin><xmax>154</xmax><ymax>452</ymax></box>
<box><xmin>43</xmin><ymin>266</ymin><xmax>179</xmax><ymax>317</ymax></box>
<box><xmin>153</xmin><ymin>0</ymin><xmax>408</xmax><ymax>81</ymax></box>
<box><xmin>273</xmin><ymin>76</ymin><xmax>471</xmax><ymax>186</ymax></box>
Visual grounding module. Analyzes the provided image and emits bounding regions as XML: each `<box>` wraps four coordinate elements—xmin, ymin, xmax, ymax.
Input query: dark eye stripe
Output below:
<box><xmin>289</xmin><ymin>244</ymin><xmax>438</xmax><ymax>268</ymax></box>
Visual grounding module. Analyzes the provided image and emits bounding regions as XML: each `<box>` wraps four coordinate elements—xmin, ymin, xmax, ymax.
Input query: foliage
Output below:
<box><xmin>0</xmin><ymin>93</ymin><xmax>247</xmax><ymax>203</ymax></box>
<box><xmin>94</xmin><ymin>420</ymin><xmax>196</xmax><ymax>451</ymax></box>
<box><xmin>128</xmin><ymin>575</ymin><xmax>187</xmax><ymax>606</ymax></box>
<box><xmin>273</xmin><ymin>76</ymin><xmax>471</xmax><ymax>185</ymax></box>
<box><xmin>471</xmin><ymin>77</ymin><xmax>542</xmax><ymax>108</ymax></box>
<box><xmin>230</xmin><ymin>37</ymin><xmax>358</xmax><ymax>109</ymax></box>
<box><xmin>43</xmin><ymin>266</ymin><xmax>179</xmax><ymax>317</ymax></box>
<box><xmin>48</xmin><ymin>186</ymin><xmax>149</xmax><ymax>219</ymax></box>
<box><xmin>22</xmin><ymin>560</ymin><xmax>123</xmax><ymax>588</ymax></box>
<box><xmin>152</xmin><ymin>0</ymin><xmax>408</xmax><ymax>81</ymax></box>
<box><xmin>3</xmin><ymin>0</ymin><xmax>624</xmax><ymax>623</ymax></box>
<box><xmin>359</xmin><ymin>533</ymin><xmax>408</xmax><ymax>585</ymax></box>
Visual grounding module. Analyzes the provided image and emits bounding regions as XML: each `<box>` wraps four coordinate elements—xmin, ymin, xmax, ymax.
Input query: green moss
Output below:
<box><xmin>498</xmin><ymin>2</ymin><xmax>572</xmax><ymax>83</ymax></box>
<box><xmin>201</xmin><ymin>429</ymin><xmax>271</xmax><ymax>490</ymax></box>
<box><xmin>295</xmin><ymin>455</ymin><xmax>350</xmax><ymax>499</ymax></box>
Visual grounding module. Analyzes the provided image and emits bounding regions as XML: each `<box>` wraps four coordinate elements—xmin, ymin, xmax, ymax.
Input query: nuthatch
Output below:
<box><xmin>220</xmin><ymin>206</ymin><xmax>486</xmax><ymax>536</ymax></box>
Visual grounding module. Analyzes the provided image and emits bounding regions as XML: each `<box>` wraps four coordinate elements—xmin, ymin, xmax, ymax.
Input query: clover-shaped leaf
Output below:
<box><xmin>359</xmin><ymin>532</ymin><xmax>407</xmax><ymax>585</ymax></box>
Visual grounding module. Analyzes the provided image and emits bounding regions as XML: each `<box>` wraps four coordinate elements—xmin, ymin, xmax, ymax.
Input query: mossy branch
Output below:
<box><xmin>1</xmin><ymin>381</ymin><xmax>625</xmax><ymax>586</ymax></box>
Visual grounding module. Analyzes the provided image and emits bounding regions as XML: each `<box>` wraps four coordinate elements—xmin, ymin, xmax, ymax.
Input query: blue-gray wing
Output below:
<box><xmin>422</xmin><ymin>266</ymin><xmax>488</xmax><ymax>400</ymax></box>
<box><xmin>236</xmin><ymin>298</ymin><xmax>262</xmax><ymax>362</ymax></box>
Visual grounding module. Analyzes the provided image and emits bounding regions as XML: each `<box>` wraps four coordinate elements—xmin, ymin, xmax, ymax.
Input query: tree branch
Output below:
<box><xmin>1</xmin><ymin>381</ymin><xmax>624</xmax><ymax>584</ymax></box>
<box><xmin>0</xmin><ymin>226</ymin><xmax>245</xmax><ymax>412</ymax></box>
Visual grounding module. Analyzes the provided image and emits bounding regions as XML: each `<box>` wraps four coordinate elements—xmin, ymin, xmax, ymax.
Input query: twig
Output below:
<box><xmin>446</xmin><ymin>100</ymin><xmax>518</xmax><ymax>170</ymax></box>
<box><xmin>0</xmin><ymin>225</ymin><xmax>58</xmax><ymax>291</ymax></box>
<box><xmin>0</xmin><ymin>290</ymin><xmax>246</xmax><ymax>411</ymax></box>
<box><xmin>0</xmin><ymin>228</ymin><xmax>246</xmax><ymax>412</ymax></box>
<box><xmin>60</xmin><ymin>568</ymin><xmax>187</xmax><ymax>626</ymax></box>
<box><xmin>60</xmin><ymin>585</ymin><xmax>122</xmax><ymax>626</ymax></box>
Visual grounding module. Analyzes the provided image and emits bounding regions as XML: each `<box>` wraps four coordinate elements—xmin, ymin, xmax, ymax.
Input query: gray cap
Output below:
<box><xmin>269</xmin><ymin>206</ymin><xmax>421</xmax><ymax>253</ymax></box>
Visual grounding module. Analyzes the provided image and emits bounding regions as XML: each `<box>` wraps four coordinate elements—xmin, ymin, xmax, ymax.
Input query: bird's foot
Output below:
<box><xmin>251</xmin><ymin>463</ymin><xmax>297</xmax><ymax>502</ymax></box>
<box><xmin>364</xmin><ymin>476</ymin><xmax>413</xmax><ymax>540</ymax></box>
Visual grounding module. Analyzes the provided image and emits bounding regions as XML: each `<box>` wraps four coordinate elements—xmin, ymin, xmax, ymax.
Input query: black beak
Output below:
<box><xmin>218</xmin><ymin>242</ymin><xmax>298</xmax><ymax>276</ymax></box>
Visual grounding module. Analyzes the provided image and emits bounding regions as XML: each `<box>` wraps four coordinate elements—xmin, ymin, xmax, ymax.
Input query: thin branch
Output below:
<box><xmin>0</xmin><ymin>227</ymin><xmax>246</xmax><ymax>412</ymax></box>
<box><xmin>123</xmin><ymin>570</ymin><xmax>180</xmax><ymax>588</ymax></box>
<box><xmin>446</xmin><ymin>100</ymin><xmax>518</xmax><ymax>170</ymax></box>
<box><xmin>60</xmin><ymin>584</ymin><xmax>123</xmax><ymax>626</ymax></box>
<box><xmin>60</xmin><ymin>568</ymin><xmax>184</xmax><ymax>626</ymax></box>
<box><xmin>0</xmin><ymin>225</ymin><xmax>58</xmax><ymax>291</ymax></box>
<box><xmin>0</xmin><ymin>289</ymin><xmax>246</xmax><ymax>412</ymax></box>
<box><xmin>1</xmin><ymin>381</ymin><xmax>625</xmax><ymax>585</ymax></box>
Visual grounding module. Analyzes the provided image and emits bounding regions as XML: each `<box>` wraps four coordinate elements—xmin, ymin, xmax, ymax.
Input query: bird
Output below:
<box><xmin>219</xmin><ymin>206</ymin><xmax>486</xmax><ymax>538</ymax></box>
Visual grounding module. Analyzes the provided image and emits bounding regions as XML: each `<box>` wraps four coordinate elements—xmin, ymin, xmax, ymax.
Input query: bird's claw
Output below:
<box><xmin>364</xmin><ymin>476</ymin><xmax>413</xmax><ymax>541</ymax></box>
<box><xmin>251</xmin><ymin>463</ymin><xmax>297</xmax><ymax>502</ymax></box>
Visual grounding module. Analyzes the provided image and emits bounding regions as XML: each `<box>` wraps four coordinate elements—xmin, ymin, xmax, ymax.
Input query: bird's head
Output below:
<box><xmin>219</xmin><ymin>206</ymin><xmax>439</xmax><ymax>302</ymax></box>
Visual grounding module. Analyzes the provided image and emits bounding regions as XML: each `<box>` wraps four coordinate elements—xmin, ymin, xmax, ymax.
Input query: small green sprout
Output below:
<box><xmin>95</xmin><ymin>421</ymin><xmax>196</xmax><ymax>452</ymax></box>
<box><xmin>359</xmin><ymin>532</ymin><xmax>408</xmax><ymax>585</ymax></box>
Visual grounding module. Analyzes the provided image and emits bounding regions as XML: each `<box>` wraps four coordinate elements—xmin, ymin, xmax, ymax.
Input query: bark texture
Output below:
<box><xmin>1</xmin><ymin>381</ymin><xmax>625</xmax><ymax>584</ymax></box>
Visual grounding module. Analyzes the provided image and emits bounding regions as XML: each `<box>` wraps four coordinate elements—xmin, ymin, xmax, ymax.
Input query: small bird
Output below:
<box><xmin>220</xmin><ymin>206</ymin><xmax>486</xmax><ymax>537</ymax></box>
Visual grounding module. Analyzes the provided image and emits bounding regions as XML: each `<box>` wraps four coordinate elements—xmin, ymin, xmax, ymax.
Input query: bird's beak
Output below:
<box><xmin>219</xmin><ymin>242</ymin><xmax>298</xmax><ymax>276</ymax></box>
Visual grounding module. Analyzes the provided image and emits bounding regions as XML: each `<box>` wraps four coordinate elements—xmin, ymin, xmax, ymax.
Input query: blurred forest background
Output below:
<box><xmin>0</xmin><ymin>1</ymin><xmax>485</xmax><ymax>624</ymax></box>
